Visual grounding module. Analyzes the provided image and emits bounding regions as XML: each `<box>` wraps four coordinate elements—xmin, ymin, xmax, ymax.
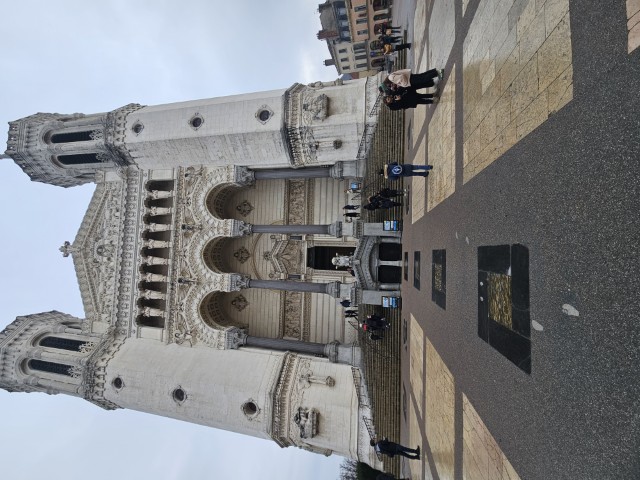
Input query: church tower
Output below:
<box><xmin>1</xmin><ymin>76</ymin><xmax>387</xmax><ymax>469</ymax></box>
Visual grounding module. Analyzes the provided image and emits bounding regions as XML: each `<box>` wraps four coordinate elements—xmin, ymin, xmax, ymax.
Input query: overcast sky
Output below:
<box><xmin>0</xmin><ymin>1</ymin><xmax>346</xmax><ymax>478</ymax></box>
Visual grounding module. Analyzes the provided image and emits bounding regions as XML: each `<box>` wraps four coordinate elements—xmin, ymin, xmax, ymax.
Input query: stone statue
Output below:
<box><xmin>331</xmin><ymin>254</ymin><xmax>352</xmax><ymax>268</ymax></box>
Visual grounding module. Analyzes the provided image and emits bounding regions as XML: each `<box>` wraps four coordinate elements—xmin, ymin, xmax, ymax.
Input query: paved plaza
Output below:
<box><xmin>387</xmin><ymin>0</ymin><xmax>640</xmax><ymax>478</ymax></box>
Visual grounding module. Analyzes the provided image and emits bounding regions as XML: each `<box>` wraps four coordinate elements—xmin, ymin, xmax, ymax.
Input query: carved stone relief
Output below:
<box><xmin>236</xmin><ymin>200</ymin><xmax>254</xmax><ymax>217</ymax></box>
<box><xmin>282</xmin><ymin>292</ymin><xmax>303</xmax><ymax>339</ymax></box>
<box><xmin>233</xmin><ymin>246</ymin><xmax>251</xmax><ymax>264</ymax></box>
<box><xmin>231</xmin><ymin>295</ymin><xmax>249</xmax><ymax>312</ymax></box>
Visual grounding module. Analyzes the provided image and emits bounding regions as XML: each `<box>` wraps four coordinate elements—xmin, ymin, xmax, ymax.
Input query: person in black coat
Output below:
<box><xmin>370</xmin><ymin>438</ymin><xmax>420</xmax><ymax>459</ymax></box>
<box><xmin>384</xmin><ymin>90</ymin><xmax>435</xmax><ymax>110</ymax></box>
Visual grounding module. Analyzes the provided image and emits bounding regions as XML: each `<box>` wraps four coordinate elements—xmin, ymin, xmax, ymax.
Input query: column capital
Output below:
<box><xmin>232</xmin><ymin>166</ymin><xmax>256</xmax><ymax>186</ymax></box>
<box><xmin>230</xmin><ymin>220</ymin><xmax>253</xmax><ymax>236</ymax></box>
<box><xmin>327</xmin><ymin>221</ymin><xmax>343</xmax><ymax>238</ymax></box>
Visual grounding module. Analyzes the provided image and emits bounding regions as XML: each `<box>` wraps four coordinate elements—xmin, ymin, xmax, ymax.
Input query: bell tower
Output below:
<box><xmin>5</xmin><ymin>103</ymin><xmax>143</xmax><ymax>188</ymax></box>
<box><xmin>0</xmin><ymin>311</ymin><xmax>101</xmax><ymax>398</ymax></box>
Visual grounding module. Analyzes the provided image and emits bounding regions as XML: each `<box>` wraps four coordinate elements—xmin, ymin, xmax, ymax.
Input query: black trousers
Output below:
<box><xmin>410</xmin><ymin>69</ymin><xmax>439</xmax><ymax>89</ymax></box>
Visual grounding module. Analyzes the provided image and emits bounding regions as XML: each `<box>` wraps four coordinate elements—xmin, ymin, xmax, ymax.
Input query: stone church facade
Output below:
<box><xmin>0</xmin><ymin>76</ymin><xmax>395</xmax><ymax>467</ymax></box>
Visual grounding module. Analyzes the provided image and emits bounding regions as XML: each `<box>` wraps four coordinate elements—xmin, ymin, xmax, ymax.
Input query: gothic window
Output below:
<box><xmin>50</xmin><ymin>131</ymin><xmax>93</xmax><ymax>143</ymax></box>
<box><xmin>56</xmin><ymin>153</ymin><xmax>101</xmax><ymax>165</ymax></box>
<box><xmin>39</xmin><ymin>337</ymin><xmax>85</xmax><ymax>352</ymax></box>
<box><xmin>189</xmin><ymin>114</ymin><xmax>204</xmax><ymax>130</ymax></box>
<box><xmin>28</xmin><ymin>359</ymin><xmax>72</xmax><ymax>376</ymax></box>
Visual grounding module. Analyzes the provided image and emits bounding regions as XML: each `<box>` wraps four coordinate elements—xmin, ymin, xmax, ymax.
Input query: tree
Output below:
<box><xmin>339</xmin><ymin>458</ymin><xmax>358</xmax><ymax>480</ymax></box>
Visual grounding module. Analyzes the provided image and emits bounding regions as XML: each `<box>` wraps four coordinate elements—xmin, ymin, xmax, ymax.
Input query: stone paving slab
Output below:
<box><xmin>389</xmin><ymin>0</ymin><xmax>640</xmax><ymax>478</ymax></box>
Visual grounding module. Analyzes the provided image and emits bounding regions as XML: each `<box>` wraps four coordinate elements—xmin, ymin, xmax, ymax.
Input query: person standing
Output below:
<box><xmin>377</xmin><ymin>188</ymin><xmax>406</xmax><ymax>198</ymax></box>
<box><xmin>370</xmin><ymin>438</ymin><xmax>421</xmax><ymax>460</ymax></box>
<box><xmin>383</xmin><ymin>91</ymin><xmax>435</xmax><ymax>110</ymax></box>
<box><xmin>386</xmin><ymin>68</ymin><xmax>444</xmax><ymax>90</ymax></box>
<box><xmin>383</xmin><ymin>42</ymin><xmax>412</xmax><ymax>55</ymax></box>
<box><xmin>381</xmin><ymin>162</ymin><xmax>433</xmax><ymax>180</ymax></box>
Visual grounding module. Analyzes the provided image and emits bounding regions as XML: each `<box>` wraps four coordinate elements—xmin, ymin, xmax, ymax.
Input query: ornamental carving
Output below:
<box><xmin>293</xmin><ymin>407</ymin><xmax>319</xmax><ymax>439</ymax></box>
<box><xmin>302</xmin><ymin>93</ymin><xmax>328</xmax><ymax>122</ymax></box>
<box><xmin>283</xmin><ymin>292</ymin><xmax>302</xmax><ymax>339</ymax></box>
<box><xmin>285</xmin><ymin>180</ymin><xmax>307</xmax><ymax>225</ymax></box>
<box><xmin>236</xmin><ymin>200</ymin><xmax>254</xmax><ymax>217</ymax></box>
<box><xmin>233</xmin><ymin>246</ymin><xmax>251</xmax><ymax>264</ymax></box>
<box><xmin>231</xmin><ymin>294</ymin><xmax>249</xmax><ymax>312</ymax></box>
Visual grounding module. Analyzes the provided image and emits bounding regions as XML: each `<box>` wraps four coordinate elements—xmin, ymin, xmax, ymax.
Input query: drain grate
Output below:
<box><xmin>478</xmin><ymin>244</ymin><xmax>531</xmax><ymax>373</ymax></box>
<box><xmin>432</xmin><ymin>249</ymin><xmax>447</xmax><ymax>309</ymax></box>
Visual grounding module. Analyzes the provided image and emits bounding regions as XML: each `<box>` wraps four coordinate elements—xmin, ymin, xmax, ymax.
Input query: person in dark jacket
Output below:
<box><xmin>380</xmin><ymin>162</ymin><xmax>433</xmax><ymax>180</ymax></box>
<box><xmin>377</xmin><ymin>188</ymin><xmax>405</xmax><ymax>198</ymax></box>
<box><xmin>370</xmin><ymin>438</ymin><xmax>420</xmax><ymax>459</ymax></box>
<box><xmin>383</xmin><ymin>90</ymin><xmax>435</xmax><ymax>110</ymax></box>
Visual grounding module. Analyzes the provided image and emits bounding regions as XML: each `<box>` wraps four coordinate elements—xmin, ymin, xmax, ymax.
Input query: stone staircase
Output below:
<box><xmin>356</xmin><ymin>50</ymin><xmax>407</xmax><ymax>477</ymax></box>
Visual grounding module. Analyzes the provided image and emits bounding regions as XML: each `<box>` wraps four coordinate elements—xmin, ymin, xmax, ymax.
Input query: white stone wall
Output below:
<box><xmin>123</xmin><ymin>90</ymin><xmax>290</xmax><ymax>170</ymax></box>
<box><xmin>103</xmin><ymin>339</ymin><xmax>284</xmax><ymax>440</ymax></box>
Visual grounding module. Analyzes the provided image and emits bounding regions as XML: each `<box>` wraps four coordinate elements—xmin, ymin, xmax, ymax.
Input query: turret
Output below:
<box><xmin>0</xmin><ymin>311</ymin><xmax>99</xmax><ymax>398</ymax></box>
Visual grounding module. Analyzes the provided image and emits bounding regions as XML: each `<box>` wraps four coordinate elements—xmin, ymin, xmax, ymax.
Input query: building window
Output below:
<box><xmin>112</xmin><ymin>377</ymin><xmax>124</xmax><ymax>390</ymax></box>
<box><xmin>356</xmin><ymin>18</ymin><xmax>367</xmax><ymax>24</ymax></box>
<box><xmin>353</xmin><ymin>42</ymin><xmax>366</xmax><ymax>51</ymax></box>
<box><xmin>57</xmin><ymin>153</ymin><xmax>101</xmax><ymax>165</ymax></box>
<box><xmin>340</xmin><ymin>57</ymin><xmax>348</xmax><ymax>63</ymax></box>
<box><xmin>343</xmin><ymin>66</ymin><xmax>350</xmax><ymax>71</ymax></box>
<box><xmin>355</xmin><ymin>54</ymin><xmax>367</xmax><ymax>60</ymax></box>
<box><xmin>338</xmin><ymin>48</ymin><xmax>347</xmax><ymax>53</ymax></box>
<box><xmin>39</xmin><ymin>337</ymin><xmax>86</xmax><ymax>352</ymax></box>
<box><xmin>172</xmin><ymin>387</ymin><xmax>187</xmax><ymax>404</ymax></box>
<box><xmin>189</xmin><ymin>114</ymin><xmax>204</xmax><ymax>130</ymax></box>
<box><xmin>28</xmin><ymin>359</ymin><xmax>72</xmax><ymax>376</ymax></box>
<box><xmin>354</xmin><ymin>5</ymin><xmax>367</xmax><ymax>12</ymax></box>
<box><xmin>242</xmin><ymin>400</ymin><xmax>260</xmax><ymax>419</ymax></box>
<box><xmin>132</xmin><ymin>122</ymin><xmax>144</xmax><ymax>135</ymax></box>
<box><xmin>356</xmin><ymin>63</ymin><xmax>368</xmax><ymax>69</ymax></box>
<box><xmin>357</xmin><ymin>29</ymin><xmax>369</xmax><ymax>36</ymax></box>
<box><xmin>255</xmin><ymin>105</ymin><xmax>274</xmax><ymax>124</ymax></box>
<box><xmin>337</xmin><ymin>7</ymin><xmax>347</xmax><ymax>14</ymax></box>
<box><xmin>50</xmin><ymin>131</ymin><xmax>93</xmax><ymax>143</ymax></box>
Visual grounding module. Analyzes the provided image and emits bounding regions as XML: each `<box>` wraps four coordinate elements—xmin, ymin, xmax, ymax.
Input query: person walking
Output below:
<box><xmin>381</xmin><ymin>162</ymin><xmax>433</xmax><ymax>180</ymax></box>
<box><xmin>364</xmin><ymin>314</ymin><xmax>390</xmax><ymax>331</ymax></box>
<box><xmin>370</xmin><ymin>437</ymin><xmax>421</xmax><ymax>460</ymax></box>
<box><xmin>386</xmin><ymin>68</ymin><xmax>444</xmax><ymax>90</ymax></box>
<box><xmin>383</xmin><ymin>91</ymin><xmax>435</xmax><ymax>110</ymax></box>
<box><xmin>383</xmin><ymin>42</ymin><xmax>411</xmax><ymax>55</ymax></box>
<box><xmin>377</xmin><ymin>187</ymin><xmax>406</xmax><ymax>198</ymax></box>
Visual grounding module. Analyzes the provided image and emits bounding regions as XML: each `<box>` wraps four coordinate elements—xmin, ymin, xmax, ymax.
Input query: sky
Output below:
<box><xmin>0</xmin><ymin>1</ymin><xmax>346</xmax><ymax>478</ymax></box>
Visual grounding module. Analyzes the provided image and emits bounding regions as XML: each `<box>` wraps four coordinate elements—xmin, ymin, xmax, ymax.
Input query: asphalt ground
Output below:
<box><xmin>394</xmin><ymin>0</ymin><xmax>640</xmax><ymax>478</ymax></box>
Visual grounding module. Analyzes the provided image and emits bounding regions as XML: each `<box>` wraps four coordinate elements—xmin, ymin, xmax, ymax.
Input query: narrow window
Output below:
<box><xmin>40</xmin><ymin>337</ymin><xmax>86</xmax><ymax>352</ymax></box>
<box><xmin>28</xmin><ymin>359</ymin><xmax>72</xmax><ymax>376</ymax></box>
<box><xmin>57</xmin><ymin>153</ymin><xmax>101</xmax><ymax>165</ymax></box>
<box><xmin>50</xmin><ymin>131</ymin><xmax>93</xmax><ymax>144</ymax></box>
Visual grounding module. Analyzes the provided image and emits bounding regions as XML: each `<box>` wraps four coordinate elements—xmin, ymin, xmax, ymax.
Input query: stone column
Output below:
<box><xmin>242</xmin><ymin>337</ymin><xmax>360</xmax><ymax>365</ymax></box>
<box><xmin>247</xmin><ymin>279</ymin><xmax>341</xmax><ymax>297</ymax></box>
<box><xmin>247</xmin><ymin>221</ymin><xmax>342</xmax><ymax>237</ymax></box>
<box><xmin>253</xmin><ymin>161</ymin><xmax>354</xmax><ymax>180</ymax></box>
<box><xmin>147</xmin><ymin>206</ymin><xmax>171</xmax><ymax>216</ymax></box>
<box><xmin>148</xmin><ymin>223</ymin><xmax>172</xmax><ymax>232</ymax></box>
<box><xmin>143</xmin><ymin>256</ymin><xmax>168</xmax><ymax>266</ymax></box>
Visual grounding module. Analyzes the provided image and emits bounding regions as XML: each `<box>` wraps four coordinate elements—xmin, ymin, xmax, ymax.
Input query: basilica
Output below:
<box><xmin>0</xmin><ymin>75</ymin><xmax>401</xmax><ymax>467</ymax></box>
